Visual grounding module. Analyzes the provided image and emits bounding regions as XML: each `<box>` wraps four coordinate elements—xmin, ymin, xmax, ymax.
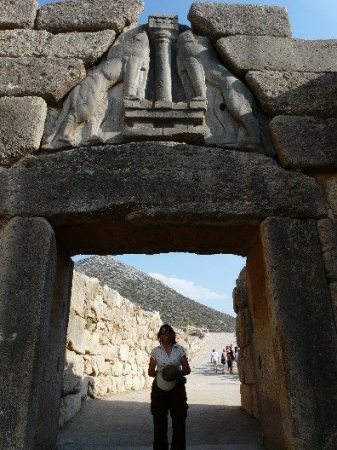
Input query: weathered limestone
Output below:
<box><xmin>317</xmin><ymin>218</ymin><xmax>337</xmax><ymax>282</ymax></box>
<box><xmin>246</xmin><ymin>236</ymin><xmax>285</xmax><ymax>448</ymax></box>
<box><xmin>238</xmin><ymin>346</ymin><xmax>255</xmax><ymax>385</ymax></box>
<box><xmin>188</xmin><ymin>3</ymin><xmax>291</xmax><ymax>39</ymax></box>
<box><xmin>0</xmin><ymin>29</ymin><xmax>116</xmax><ymax>66</ymax></box>
<box><xmin>0</xmin><ymin>30</ymin><xmax>49</xmax><ymax>57</ymax></box>
<box><xmin>0</xmin><ymin>57</ymin><xmax>86</xmax><ymax>102</ymax></box>
<box><xmin>63</xmin><ymin>350</ymin><xmax>84</xmax><ymax>395</ymax></box>
<box><xmin>35</xmin><ymin>249</ymin><xmax>73</xmax><ymax>450</ymax></box>
<box><xmin>317</xmin><ymin>190</ymin><xmax>337</xmax><ymax>331</ymax></box>
<box><xmin>59</xmin><ymin>393</ymin><xmax>82</xmax><ymax>428</ymax></box>
<box><xmin>233</xmin><ymin>268</ymin><xmax>258</xmax><ymax>420</ymax></box>
<box><xmin>1</xmin><ymin>144</ymin><xmax>326</xmax><ymax>223</ymax></box>
<box><xmin>0</xmin><ymin>217</ymin><xmax>57</xmax><ymax>450</ymax></box>
<box><xmin>44</xmin><ymin>26</ymin><xmax>150</xmax><ymax>149</ymax></box>
<box><xmin>261</xmin><ymin>217</ymin><xmax>337</xmax><ymax>450</ymax></box>
<box><xmin>0</xmin><ymin>96</ymin><xmax>47</xmax><ymax>166</ymax></box>
<box><xmin>67</xmin><ymin>312</ymin><xmax>87</xmax><ymax>354</ymax></box>
<box><xmin>36</xmin><ymin>0</ymin><xmax>144</xmax><ymax>33</ymax></box>
<box><xmin>269</xmin><ymin>116</ymin><xmax>337</xmax><ymax>171</ymax></box>
<box><xmin>324</xmin><ymin>175</ymin><xmax>337</xmax><ymax>217</ymax></box>
<box><xmin>148</xmin><ymin>15</ymin><xmax>179</xmax><ymax>103</ymax></box>
<box><xmin>233</xmin><ymin>269</ymin><xmax>248</xmax><ymax>313</ymax></box>
<box><xmin>177</xmin><ymin>30</ymin><xmax>261</xmax><ymax>149</ymax></box>
<box><xmin>217</xmin><ymin>37</ymin><xmax>337</xmax><ymax>76</ymax></box>
<box><xmin>47</xmin><ymin>30</ymin><xmax>116</xmax><ymax>66</ymax></box>
<box><xmin>236</xmin><ymin>308</ymin><xmax>252</xmax><ymax>349</ymax></box>
<box><xmin>0</xmin><ymin>0</ymin><xmax>37</xmax><ymax>30</ymax></box>
<box><xmin>240</xmin><ymin>384</ymin><xmax>259</xmax><ymax>419</ymax></box>
<box><xmin>246</xmin><ymin>70</ymin><xmax>337</xmax><ymax>116</ymax></box>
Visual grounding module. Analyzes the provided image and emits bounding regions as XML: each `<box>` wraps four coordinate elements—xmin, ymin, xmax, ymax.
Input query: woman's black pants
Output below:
<box><xmin>151</xmin><ymin>379</ymin><xmax>188</xmax><ymax>450</ymax></box>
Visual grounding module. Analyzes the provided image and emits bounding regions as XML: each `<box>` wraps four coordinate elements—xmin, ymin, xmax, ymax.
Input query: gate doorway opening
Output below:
<box><xmin>58</xmin><ymin>252</ymin><xmax>264</xmax><ymax>449</ymax></box>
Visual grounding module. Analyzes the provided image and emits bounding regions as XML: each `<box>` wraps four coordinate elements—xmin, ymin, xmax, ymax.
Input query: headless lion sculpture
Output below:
<box><xmin>177</xmin><ymin>30</ymin><xmax>260</xmax><ymax>147</ymax></box>
<box><xmin>44</xmin><ymin>26</ymin><xmax>150</xmax><ymax>149</ymax></box>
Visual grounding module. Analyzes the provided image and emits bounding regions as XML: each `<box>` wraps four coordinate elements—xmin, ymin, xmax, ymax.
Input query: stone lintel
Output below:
<box><xmin>261</xmin><ymin>217</ymin><xmax>337</xmax><ymax>449</ymax></box>
<box><xmin>1</xmin><ymin>143</ymin><xmax>326</xmax><ymax>225</ymax></box>
<box><xmin>269</xmin><ymin>115</ymin><xmax>337</xmax><ymax>171</ymax></box>
<box><xmin>188</xmin><ymin>2</ymin><xmax>291</xmax><ymax>39</ymax></box>
<box><xmin>246</xmin><ymin>70</ymin><xmax>337</xmax><ymax>117</ymax></box>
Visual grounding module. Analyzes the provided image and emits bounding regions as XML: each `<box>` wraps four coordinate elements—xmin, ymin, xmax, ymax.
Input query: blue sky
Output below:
<box><xmin>38</xmin><ymin>0</ymin><xmax>337</xmax><ymax>315</ymax></box>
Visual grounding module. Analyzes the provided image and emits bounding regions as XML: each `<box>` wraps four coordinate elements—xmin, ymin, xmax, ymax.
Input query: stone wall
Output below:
<box><xmin>0</xmin><ymin>0</ymin><xmax>144</xmax><ymax>166</ymax></box>
<box><xmin>60</xmin><ymin>271</ymin><xmax>203</xmax><ymax>427</ymax></box>
<box><xmin>233</xmin><ymin>268</ymin><xmax>258</xmax><ymax>420</ymax></box>
<box><xmin>1</xmin><ymin>1</ymin><xmax>337</xmax><ymax>449</ymax></box>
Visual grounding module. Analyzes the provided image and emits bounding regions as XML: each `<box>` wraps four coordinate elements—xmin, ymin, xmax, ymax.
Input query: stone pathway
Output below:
<box><xmin>58</xmin><ymin>333</ymin><xmax>264</xmax><ymax>450</ymax></box>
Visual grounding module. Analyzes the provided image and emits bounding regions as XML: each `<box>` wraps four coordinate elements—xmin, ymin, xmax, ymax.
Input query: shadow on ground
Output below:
<box><xmin>57</xmin><ymin>398</ymin><xmax>263</xmax><ymax>450</ymax></box>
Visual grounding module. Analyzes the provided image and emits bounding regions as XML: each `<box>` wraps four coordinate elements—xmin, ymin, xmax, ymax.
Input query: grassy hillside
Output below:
<box><xmin>75</xmin><ymin>256</ymin><xmax>235</xmax><ymax>332</ymax></box>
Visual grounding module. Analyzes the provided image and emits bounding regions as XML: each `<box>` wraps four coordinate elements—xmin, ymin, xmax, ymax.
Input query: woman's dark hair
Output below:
<box><xmin>157</xmin><ymin>323</ymin><xmax>176</xmax><ymax>344</ymax></box>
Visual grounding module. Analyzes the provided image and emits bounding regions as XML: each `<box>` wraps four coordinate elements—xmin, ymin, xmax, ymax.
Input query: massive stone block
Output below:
<box><xmin>188</xmin><ymin>3</ymin><xmax>291</xmax><ymax>39</ymax></box>
<box><xmin>324</xmin><ymin>175</ymin><xmax>337</xmax><ymax>217</ymax></box>
<box><xmin>0</xmin><ymin>57</ymin><xmax>86</xmax><ymax>102</ymax></box>
<box><xmin>0</xmin><ymin>0</ymin><xmax>37</xmax><ymax>30</ymax></box>
<box><xmin>47</xmin><ymin>30</ymin><xmax>116</xmax><ymax>66</ymax></box>
<box><xmin>67</xmin><ymin>312</ymin><xmax>87</xmax><ymax>354</ymax></box>
<box><xmin>240</xmin><ymin>383</ymin><xmax>259</xmax><ymax>419</ymax></box>
<box><xmin>233</xmin><ymin>268</ymin><xmax>248</xmax><ymax>313</ymax></box>
<box><xmin>35</xmin><ymin>248</ymin><xmax>73</xmax><ymax>450</ymax></box>
<box><xmin>0</xmin><ymin>30</ymin><xmax>49</xmax><ymax>57</ymax></box>
<box><xmin>317</xmin><ymin>218</ymin><xmax>337</xmax><ymax>282</ymax></box>
<box><xmin>0</xmin><ymin>143</ymin><xmax>326</xmax><ymax>228</ymax></box>
<box><xmin>36</xmin><ymin>0</ymin><xmax>144</xmax><ymax>33</ymax></box>
<box><xmin>0</xmin><ymin>96</ymin><xmax>47</xmax><ymax>167</ymax></box>
<box><xmin>238</xmin><ymin>346</ymin><xmax>255</xmax><ymax>385</ymax></box>
<box><xmin>0</xmin><ymin>29</ymin><xmax>116</xmax><ymax>66</ymax></box>
<box><xmin>269</xmin><ymin>115</ymin><xmax>337</xmax><ymax>171</ymax></box>
<box><xmin>0</xmin><ymin>217</ymin><xmax>56</xmax><ymax>450</ymax></box>
<box><xmin>246</xmin><ymin>70</ymin><xmax>337</xmax><ymax>117</ymax></box>
<box><xmin>261</xmin><ymin>217</ymin><xmax>337</xmax><ymax>450</ymax></box>
<box><xmin>217</xmin><ymin>37</ymin><xmax>337</xmax><ymax>76</ymax></box>
<box><xmin>236</xmin><ymin>307</ymin><xmax>253</xmax><ymax>349</ymax></box>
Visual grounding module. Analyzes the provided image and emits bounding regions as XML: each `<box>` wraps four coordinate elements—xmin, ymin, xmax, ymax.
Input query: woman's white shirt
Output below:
<box><xmin>151</xmin><ymin>344</ymin><xmax>186</xmax><ymax>371</ymax></box>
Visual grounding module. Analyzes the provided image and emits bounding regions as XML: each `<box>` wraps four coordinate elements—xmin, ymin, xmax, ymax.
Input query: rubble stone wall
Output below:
<box><xmin>60</xmin><ymin>271</ymin><xmax>203</xmax><ymax>427</ymax></box>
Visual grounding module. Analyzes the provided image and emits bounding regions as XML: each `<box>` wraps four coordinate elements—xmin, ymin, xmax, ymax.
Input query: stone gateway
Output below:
<box><xmin>0</xmin><ymin>1</ymin><xmax>337</xmax><ymax>450</ymax></box>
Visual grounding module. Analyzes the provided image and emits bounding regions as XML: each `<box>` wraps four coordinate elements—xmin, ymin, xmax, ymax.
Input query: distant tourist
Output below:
<box><xmin>148</xmin><ymin>323</ymin><xmax>191</xmax><ymax>450</ymax></box>
<box><xmin>226</xmin><ymin>346</ymin><xmax>234</xmax><ymax>374</ymax></box>
<box><xmin>210</xmin><ymin>349</ymin><xmax>219</xmax><ymax>373</ymax></box>
<box><xmin>221</xmin><ymin>348</ymin><xmax>226</xmax><ymax>374</ymax></box>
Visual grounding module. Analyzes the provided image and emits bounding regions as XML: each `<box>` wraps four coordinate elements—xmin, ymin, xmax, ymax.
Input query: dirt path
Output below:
<box><xmin>58</xmin><ymin>333</ymin><xmax>263</xmax><ymax>450</ymax></box>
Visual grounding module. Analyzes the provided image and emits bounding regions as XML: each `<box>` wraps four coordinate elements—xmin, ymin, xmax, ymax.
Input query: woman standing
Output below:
<box><xmin>148</xmin><ymin>323</ymin><xmax>191</xmax><ymax>450</ymax></box>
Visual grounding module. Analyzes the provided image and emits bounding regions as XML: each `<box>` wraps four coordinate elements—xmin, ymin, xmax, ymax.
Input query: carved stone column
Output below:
<box><xmin>148</xmin><ymin>15</ymin><xmax>179</xmax><ymax>103</ymax></box>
